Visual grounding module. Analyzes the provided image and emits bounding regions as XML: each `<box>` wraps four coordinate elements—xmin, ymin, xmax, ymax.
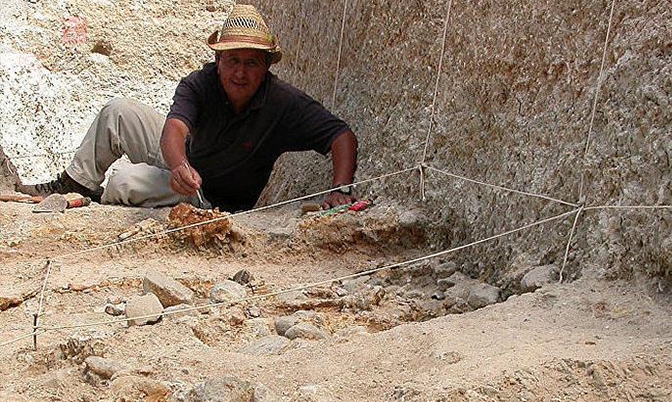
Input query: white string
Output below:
<box><xmin>421</xmin><ymin>0</ymin><xmax>453</xmax><ymax>164</ymax></box>
<box><xmin>35</xmin><ymin>208</ymin><xmax>578</xmax><ymax>333</ymax></box>
<box><xmin>578</xmin><ymin>0</ymin><xmax>617</xmax><ymax>202</ymax></box>
<box><xmin>426</xmin><ymin>165</ymin><xmax>578</xmax><ymax>207</ymax></box>
<box><xmin>51</xmin><ymin>167</ymin><xmax>418</xmax><ymax>262</ymax></box>
<box><xmin>32</xmin><ymin>260</ymin><xmax>53</xmax><ymax>349</ymax></box>
<box><xmin>331</xmin><ymin>0</ymin><xmax>349</xmax><ymax>110</ymax></box>
<box><xmin>559</xmin><ymin>206</ymin><xmax>584</xmax><ymax>283</ymax></box>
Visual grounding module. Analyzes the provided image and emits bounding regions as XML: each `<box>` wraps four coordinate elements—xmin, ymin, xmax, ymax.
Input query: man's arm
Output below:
<box><xmin>323</xmin><ymin>130</ymin><xmax>358</xmax><ymax>208</ymax></box>
<box><xmin>160</xmin><ymin>118</ymin><xmax>201</xmax><ymax>196</ymax></box>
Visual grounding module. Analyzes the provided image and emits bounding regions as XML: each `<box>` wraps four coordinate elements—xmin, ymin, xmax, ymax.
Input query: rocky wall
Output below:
<box><xmin>256</xmin><ymin>0</ymin><xmax>672</xmax><ymax>283</ymax></box>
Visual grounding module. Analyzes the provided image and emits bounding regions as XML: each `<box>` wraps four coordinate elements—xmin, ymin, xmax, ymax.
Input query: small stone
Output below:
<box><xmin>433</xmin><ymin>261</ymin><xmax>458</xmax><ymax>278</ymax></box>
<box><xmin>143</xmin><ymin>270</ymin><xmax>194</xmax><ymax>308</ymax></box>
<box><xmin>301</xmin><ymin>202</ymin><xmax>321</xmax><ymax>214</ymax></box>
<box><xmin>84</xmin><ymin>356</ymin><xmax>129</xmax><ymax>380</ymax></box>
<box><xmin>164</xmin><ymin>303</ymin><xmax>198</xmax><ymax>319</ymax></box>
<box><xmin>244</xmin><ymin>318</ymin><xmax>271</xmax><ymax>338</ymax></box>
<box><xmin>187</xmin><ymin>376</ymin><xmax>254</xmax><ymax>401</ymax></box>
<box><xmin>467</xmin><ymin>283</ymin><xmax>501</xmax><ymax>309</ymax></box>
<box><xmin>205</xmin><ymin>4</ymin><xmax>216</xmax><ymax>12</ymax></box>
<box><xmin>91</xmin><ymin>40</ymin><xmax>112</xmax><ymax>56</ymax></box>
<box><xmin>333</xmin><ymin>286</ymin><xmax>348</xmax><ymax>297</ymax></box>
<box><xmin>110</xmin><ymin>375</ymin><xmax>170</xmax><ymax>401</ymax></box>
<box><xmin>238</xmin><ymin>335</ymin><xmax>290</xmax><ymax>355</ymax></box>
<box><xmin>520</xmin><ymin>265</ymin><xmax>559</xmax><ymax>292</ymax></box>
<box><xmin>431</xmin><ymin>291</ymin><xmax>445</xmax><ymax>300</ymax></box>
<box><xmin>125</xmin><ymin>294</ymin><xmax>163</xmax><ymax>326</ymax></box>
<box><xmin>404</xmin><ymin>289</ymin><xmax>425</xmax><ymax>299</ymax></box>
<box><xmin>274</xmin><ymin>315</ymin><xmax>300</xmax><ymax>336</ymax></box>
<box><xmin>0</xmin><ymin>293</ymin><xmax>23</xmax><ymax>311</ymax></box>
<box><xmin>232</xmin><ymin>269</ymin><xmax>254</xmax><ymax>285</ymax></box>
<box><xmin>210</xmin><ymin>280</ymin><xmax>247</xmax><ymax>304</ymax></box>
<box><xmin>247</xmin><ymin>305</ymin><xmax>261</xmax><ymax>317</ymax></box>
<box><xmin>104</xmin><ymin>303</ymin><xmax>125</xmax><ymax>316</ymax></box>
<box><xmin>284</xmin><ymin>322</ymin><xmax>329</xmax><ymax>340</ymax></box>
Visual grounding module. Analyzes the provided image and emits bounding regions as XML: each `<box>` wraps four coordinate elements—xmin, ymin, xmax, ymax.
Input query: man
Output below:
<box><xmin>17</xmin><ymin>4</ymin><xmax>357</xmax><ymax>212</ymax></box>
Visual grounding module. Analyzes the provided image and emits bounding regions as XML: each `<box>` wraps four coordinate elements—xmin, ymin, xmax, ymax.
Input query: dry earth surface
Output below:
<box><xmin>0</xmin><ymin>200</ymin><xmax>671</xmax><ymax>402</ymax></box>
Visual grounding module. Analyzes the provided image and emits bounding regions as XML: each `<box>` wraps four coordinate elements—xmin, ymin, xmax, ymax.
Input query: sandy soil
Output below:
<box><xmin>0</xmin><ymin>200</ymin><xmax>670</xmax><ymax>402</ymax></box>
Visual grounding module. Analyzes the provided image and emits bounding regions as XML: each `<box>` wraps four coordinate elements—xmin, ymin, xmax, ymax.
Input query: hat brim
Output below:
<box><xmin>207</xmin><ymin>31</ymin><xmax>282</xmax><ymax>64</ymax></box>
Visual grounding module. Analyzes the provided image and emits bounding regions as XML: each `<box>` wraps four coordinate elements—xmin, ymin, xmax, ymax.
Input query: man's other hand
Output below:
<box><xmin>322</xmin><ymin>190</ymin><xmax>357</xmax><ymax>210</ymax></box>
<box><xmin>170</xmin><ymin>162</ymin><xmax>202</xmax><ymax>196</ymax></box>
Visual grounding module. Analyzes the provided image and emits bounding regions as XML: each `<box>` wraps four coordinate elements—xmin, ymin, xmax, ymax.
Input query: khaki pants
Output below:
<box><xmin>66</xmin><ymin>98</ymin><xmax>208</xmax><ymax>208</ymax></box>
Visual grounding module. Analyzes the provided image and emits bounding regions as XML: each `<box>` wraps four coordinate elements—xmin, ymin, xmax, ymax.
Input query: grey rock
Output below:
<box><xmin>164</xmin><ymin>303</ymin><xmax>199</xmax><ymax>319</ymax></box>
<box><xmin>232</xmin><ymin>269</ymin><xmax>254</xmax><ymax>285</ymax></box>
<box><xmin>238</xmin><ymin>335</ymin><xmax>290</xmax><ymax>355</ymax></box>
<box><xmin>433</xmin><ymin>261</ymin><xmax>458</xmax><ymax>278</ymax></box>
<box><xmin>187</xmin><ymin>376</ymin><xmax>254</xmax><ymax>402</ymax></box>
<box><xmin>284</xmin><ymin>322</ymin><xmax>329</xmax><ymax>340</ymax></box>
<box><xmin>520</xmin><ymin>265</ymin><xmax>559</xmax><ymax>292</ymax></box>
<box><xmin>244</xmin><ymin>318</ymin><xmax>272</xmax><ymax>338</ymax></box>
<box><xmin>446</xmin><ymin>271</ymin><xmax>470</xmax><ymax>285</ymax></box>
<box><xmin>125</xmin><ymin>294</ymin><xmax>163</xmax><ymax>326</ymax></box>
<box><xmin>210</xmin><ymin>280</ymin><xmax>247</xmax><ymax>304</ymax></box>
<box><xmin>84</xmin><ymin>356</ymin><xmax>129</xmax><ymax>380</ymax></box>
<box><xmin>467</xmin><ymin>283</ymin><xmax>501</xmax><ymax>309</ymax></box>
<box><xmin>333</xmin><ymin>286</ymin><xmax>348</xmax><ymax>297</ymax></box>
<box><xmin>398</xmin><ymin>209</ymin><xmax>426</xmax><ymax>229</ymax></box>
<box><xmin>404</xmin><ymin>289</ymin><xmax>425</xmax><ymax>299</ymax></box>
<box><xmin>275</xmin><ymin>315</ymin><xmax>300</xmax><ymax>336</ymax></box>
<box><xmin>143</xmin><ymin>270</ymin><xmax>194</xmax><ymax>308</ymax></box>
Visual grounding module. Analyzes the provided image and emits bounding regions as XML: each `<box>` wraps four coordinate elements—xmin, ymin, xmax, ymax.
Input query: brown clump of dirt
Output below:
<box><xmin>168</xmin><ymin>203</ymin><xmax>246</xmax><ymax>249</ymax></box>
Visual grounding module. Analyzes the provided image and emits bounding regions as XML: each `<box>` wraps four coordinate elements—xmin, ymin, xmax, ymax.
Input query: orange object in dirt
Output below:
<box><xmin>348</xmin><ymin>199</ymin><xmax>371</xmax><ymax>212</ymax></box>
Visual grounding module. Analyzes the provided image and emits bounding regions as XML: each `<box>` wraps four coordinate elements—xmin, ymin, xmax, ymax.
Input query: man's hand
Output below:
<box><xmin>322</xmin><ymin>189</ymin><xmax>357</xmax><ymax>210</ymax></box>
<box><xmin>170</xmin><ymin>161</ymin><xmax>202</xmax><ymax>196</ymax></box>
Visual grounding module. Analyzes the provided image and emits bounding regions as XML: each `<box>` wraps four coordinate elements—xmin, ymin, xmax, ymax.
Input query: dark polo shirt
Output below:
<box><xmin>167</xmin><ymin>62</ymin><xmax>350</xmax><ymax>212</ymax></box>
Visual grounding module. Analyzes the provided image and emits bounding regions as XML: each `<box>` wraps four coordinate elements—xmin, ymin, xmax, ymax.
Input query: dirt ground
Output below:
<box><xmin>0</xmin><ymin>200</ymin><xmax>670</xmax><ymax>402</ymax></box>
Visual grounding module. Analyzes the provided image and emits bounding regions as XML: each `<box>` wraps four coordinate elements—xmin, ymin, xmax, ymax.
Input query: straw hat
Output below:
<box><xmin>207</xmin><ymin>4</ymin><xmax>282</xmax><ymax>64</ymax></box>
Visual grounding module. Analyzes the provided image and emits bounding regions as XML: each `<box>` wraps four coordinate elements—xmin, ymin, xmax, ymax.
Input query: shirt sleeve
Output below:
<box><xmin>283</xmin><ymin>91</ymin><xmax>350</xmax><ymax>155</ymax></box>
<box><xmin>166</xmin><ymin>74</ymin><xmax>201</xmax><ymax>131</ymax></box>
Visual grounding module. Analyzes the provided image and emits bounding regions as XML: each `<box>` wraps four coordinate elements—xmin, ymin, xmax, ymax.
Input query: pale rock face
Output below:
<box><xmin>142</xmin><ymin>269</ymin><xmax>195</xmax><ymax>308</ymax></box>
<box><xmin>125</xmin><ymin>294</ymin><xmax>163</xmax><ymax>326</ymax></box>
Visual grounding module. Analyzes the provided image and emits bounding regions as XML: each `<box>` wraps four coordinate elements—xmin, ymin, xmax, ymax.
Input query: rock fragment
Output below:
<box><xmin>0</xmin><ymin>292</ymin><xmax>22</xmax><ymax>311</ymax></box>
<box><xmin>284</xmin><ymin>322</ymin><xmax>329</xmax><ymax>340</ymax></box>
<box><xmin>143</xmin><ymin>269</ymin><xmax>194</xmax><ymax>307</ymax></box>
<box><xmin>104</xmin><ymin>303</ymin><xmax>125</xmax><ymax>316</ymax></box>
<box><xmin>520</xmin><ymin>265</ymin><xmax>559</xmax><ymax>292</ymax></box>
<box><xmin>232</xmin><ymin>269</ymin><xmax>254</xmax><ymax>285</ymax></box>
<box><xmin>238</xmin><ymin>335</ymin><xmax>291</xmax><ymax>355</ymax></box>
<box><xmin>84</xmin><ymin>356</ymin><xmax>129</xmax><ymax>380</ymax></box>
<box><xmin>274</xmin><ymin>315</ymin><xmax>300</xmax><ymax>336</ymax></box>
<box><xmin>210</xmin><ymin>280</ymin><xmax>247</xmax><ymax>304</ymax></box>
<box><xmin>187</xmin><ymin>376</ymin><xmax>255</xmax><ymax>402</ymax></box>
<box><xmin>125</xmin><ymin>294</ymin><xmax>163</xmax><ymax>326</ymax></box>
<box><xmin>467</xmin><ymin>283</ymin><xmax>501</xmax><ymax>309</ymax></box>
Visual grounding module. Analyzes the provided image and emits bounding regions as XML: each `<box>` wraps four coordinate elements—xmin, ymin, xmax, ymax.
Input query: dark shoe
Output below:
<box><xmin>16</xmin><ymin>171</ymin><xmax>102</xmax><ymax>203</ymax></box>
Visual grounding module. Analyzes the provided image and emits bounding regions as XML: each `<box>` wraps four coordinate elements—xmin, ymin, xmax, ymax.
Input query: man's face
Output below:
<box><xmin>216</xmin><ymin>49</ymin><xmax>269</xmax><ymax>112</ymax></box>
